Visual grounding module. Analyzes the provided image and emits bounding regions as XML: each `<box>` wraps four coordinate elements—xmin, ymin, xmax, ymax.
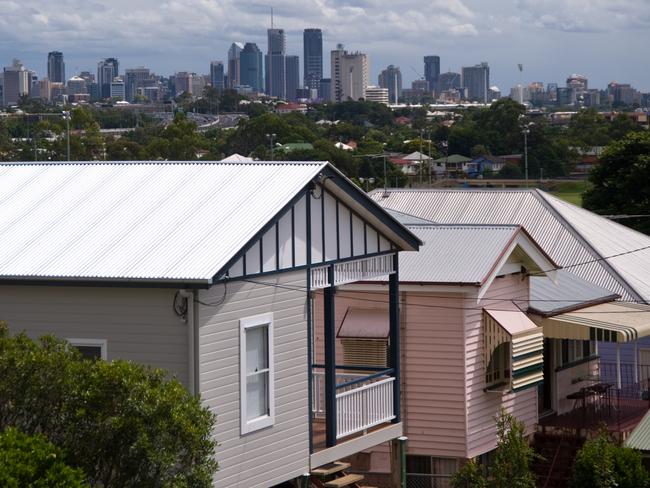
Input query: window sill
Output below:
<box><xmin>554</xmin><ymin>355</ymin><xmax>599</xmax><ymax>373</ymax></box>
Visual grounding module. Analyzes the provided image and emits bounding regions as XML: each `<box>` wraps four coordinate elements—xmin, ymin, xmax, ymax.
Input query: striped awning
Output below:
<box><xmin>484</xmin><ymin>309</ymin><xmax>544</xmax><ymax>392</ymax></box>
<box><xmin>535</xmin><ymin>302</ymin><xmax>650</xmax><ymax>343</ymax></box>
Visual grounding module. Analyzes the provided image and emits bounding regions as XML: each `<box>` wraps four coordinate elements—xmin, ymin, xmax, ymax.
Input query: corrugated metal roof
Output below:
<box><xmin>0</xmin><ymin>161</ymin><xmax>326</xmax><ymax>283</ymax></box>
<box><xmin>529</xmin><ymin>269</ymin><xmax>620</xmax><ymax>316</ymax></box>
<box><xmin>626</xmin><ymin>410</ymin><xmax>650</xmax><ymax>450</ymax></box>
<box><xmin>398</xmin><ymin>224</ymin><xmax>520</xmax><ymax>283</ymax></box>
<box><xmin>370</xmin><ymin>188</ymin><xmax>646</xmax><ymax>302</ymax></box>
<box><xmin>384</xmin><ymin>208</ymin><xmax>436</xmax><ymax>226</ymax></box>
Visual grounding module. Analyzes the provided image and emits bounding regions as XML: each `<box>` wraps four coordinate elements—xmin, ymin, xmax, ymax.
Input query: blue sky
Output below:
<box><xmin>1</xmin><ymin>0</ymin><xmax>648</xmax><ymax>92</ymax></box>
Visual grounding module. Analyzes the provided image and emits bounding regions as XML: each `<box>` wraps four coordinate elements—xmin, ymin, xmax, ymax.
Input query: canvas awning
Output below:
<box><xmin>534</xmin><ymin>302</ymin><xmax>650</xmax><ymax>343</ymax></box>
<box><xmin>337</xmin><ymin>308</ymin><xmax>389</xmax><ymax>339</ymax></box>
<box><xmin>484</xmin><ymin>309</ymin><xmax>544</xmax><ymax>392</ymax></box>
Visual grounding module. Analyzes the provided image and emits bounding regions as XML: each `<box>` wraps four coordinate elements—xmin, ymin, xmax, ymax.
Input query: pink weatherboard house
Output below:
<box><xmin>313</xmin><ymin>219</ymin><xmax>557</xmax><ymax>484</ymax></box>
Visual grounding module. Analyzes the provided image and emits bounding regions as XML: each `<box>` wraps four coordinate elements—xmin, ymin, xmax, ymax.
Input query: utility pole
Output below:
<box><xmin>266</xmin><ymin>133</ymin><xmax>276</xmax><ymax>160</ymax></box>
<box><xmin>62</xmin><ymin>111</ymin><xmax>71</xmax><ymax>161</ymax></box>
<box><xmin>419</xmin><ymin>128</ymin><xmax>423</xmax><ymax>184</ymax></box>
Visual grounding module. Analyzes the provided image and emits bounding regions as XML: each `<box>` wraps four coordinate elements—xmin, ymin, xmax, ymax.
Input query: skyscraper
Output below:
<box><xmin>378</xmin><ymin>65</ymin><xmax>402</xmax><ymax>104</ymax></box>
<box><xmin>97</xmin><ymin>58</ymin><xmax>119</xmax><ymax>99</ymax></box>
<box><xmin>124</xmin><ymin>67</ymin><xmax>151</xmax><ymax>102</ymax></box>
<box><xmin>461</xmin><ymin>62</ymin><xmax>490</xmax><ymax>102</ymax></box>
<box><xmin>2</xmin><ymin>59</ymin><xmax>30</xmax><ymax>106</ymax></box>
<box><xmin>227</xmin><ymin>43</ymin><xmax>244</xmax><ymax>89</ymax></box>
<box><xmin>331</xmin><ymin>45</ymin><xmax>368</xmax><ymax>102</ymax></box>
<box><xmin>424</xmin><ymin>55</ymin><xmax>440</xmax><ymax>93</ymax></box>
<box><xmin>240</xmin><ymin>43</ymin><xmax>263</xmax><ymax>92</ymax></box>
<box><xmin>303</xmin><ymin>28</ymin><xmax>322</xmax><ymax>93</ymax></box>
<box><xmin>285</xmin><ymin>55</ymin><xmax>300</xmax><ymax>101</ymax></box>
<box><xmin>210</xmin><ymin>61</ymin><xmax>225</xmax><ymax>90</ymax></box>
<box><xmin>47</xmin><ymin>51</ymin><xmax>65</xmax><ymax>84</ymax></box>
<box><xmin>437</xmin><ymin>71</ymin><xmax>461</xmax><ymax>94</ymax></box>
<box><xmin>266</xmin><ymin>28</ymin><xmax>286</xmax><ymax>98</ymax></box>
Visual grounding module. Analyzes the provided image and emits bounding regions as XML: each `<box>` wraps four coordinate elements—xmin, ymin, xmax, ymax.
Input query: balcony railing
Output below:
<box><xmin>310</xmin><ymin>254</ymin><xmax>395</xmax><ymax>289</ymax></box>
<box><xmin>311</xmin><ymin>369</ymin><xmax>396</xmax><ymax>439</ymax></box>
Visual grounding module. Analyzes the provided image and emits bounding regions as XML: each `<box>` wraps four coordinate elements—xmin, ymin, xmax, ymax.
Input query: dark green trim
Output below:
<box><xmin>555</xmin><ymin>354</ymin><xmax>600</xmax><ymax>372</ymax></box>
<box><xmin>306</xmin><ymin>189</ymin><xmax>313</xmax><ymax>455</ymax></box>
<box><xmin>513</xmin><ymin>350</ymin><xmax>544</xmax><ymax>361</ymax></box>
<box><xmin>512</xmin><ymin>380</ymin><xmax>544</xmax><ymax>393</ymax></box>
<box><xmin>512</xmin><ymin>364</ymin><xmax>544</xmax><ymax>378</ymax></box>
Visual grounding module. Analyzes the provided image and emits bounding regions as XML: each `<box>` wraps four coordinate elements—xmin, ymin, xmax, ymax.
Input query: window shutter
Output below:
<box><xmin>341</xmin><ymin>338</ymin><xmax>388</xmax><ymax>368</ymax></box>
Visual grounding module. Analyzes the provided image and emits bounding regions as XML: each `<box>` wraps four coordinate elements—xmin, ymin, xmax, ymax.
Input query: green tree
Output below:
<box><xmin>583</xmin><ymin>131</ymin><xmax>650</xmax><ymax>234</ymax></box>
<box><xmin>0</xmin><ymin>321</ymin><xmax>217</xmax><ymax>487</ymax></box>
<box><xmin>0</xmin><ymin>427</ymin><xmax>88</xmax><ymax>488</ymax></box>
<box><xmin>489</xmin><ymin>411</ymin><xmax>536</xmax><ymax>488</ymax></box>
<box><xmin>571</xmin><ymin>430</ymin><xmax>648</xmax><ymax>488</ymax></box>
<box><xmin>497</xmin><ymin>164</ymin><xmax>523</xmax><ymax>179</ymax></box>
<box><xmin>451</xmin><ymin>459</ymin><xmax>488</xmax><ymax>488</ymax></box>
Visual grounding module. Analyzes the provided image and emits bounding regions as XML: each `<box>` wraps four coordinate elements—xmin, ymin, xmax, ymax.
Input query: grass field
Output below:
<box><xmin>546</xmin><ymin>181</ymin><xmax>592</xmax><ymax>207</ymax></box>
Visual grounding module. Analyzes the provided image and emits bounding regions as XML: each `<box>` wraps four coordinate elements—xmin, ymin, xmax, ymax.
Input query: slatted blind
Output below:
<box><xmin>342</xmin><ymin>338</ymin><xmax>388</xmax><ymax>368</ymax></box>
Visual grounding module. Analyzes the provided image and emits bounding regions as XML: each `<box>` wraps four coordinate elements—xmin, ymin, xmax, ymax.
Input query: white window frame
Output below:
<box><xmin>240</xmin><ymin>312</ymin><xmax>274</xmax><ymax>435</ymax></box>
<box><xmin>67</xmin><ymin>338</ymin><xmax>107</xmax><ymax>360</ymax></box>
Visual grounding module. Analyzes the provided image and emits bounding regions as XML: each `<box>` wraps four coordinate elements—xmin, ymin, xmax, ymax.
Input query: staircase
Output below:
<box><xmin>310</xmin><ymin>461</ymin><xmax>377</xmax><ymax>488</ymax></box>
<box><xmin>532</xmin><ymin>432</ymin><xmax>584</xmax><ymax>488</ymax></box>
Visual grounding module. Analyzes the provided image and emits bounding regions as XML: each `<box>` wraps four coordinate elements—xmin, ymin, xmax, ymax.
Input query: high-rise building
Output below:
<box><xmin>67</xmin><ymin>76</ymin><xmax>87</xmax><ymax>95</ymax></box>
<box><xmin>424</xmin><ymin>55</ymin><xmax>440</xmax><ymax>93</ymax></box>
<box><xmin>110</xmin><ymin>78</ymin><xmax>125</xmax><ymax>101</ymax></box>
<box><xmin>378</xmin><ymin>65</ymin><xmax>402</xmax><ymax>104</ymax></box>
<box><xmin>124</xmin><ymin>67</ymin><xmax>151</xmax><ymax>102</ymax></box>
<box><xmin>461</xmin><ymin>62</ymin><xmax>490</xmax><ymax>102</ymax></box>
<box><xmin>240</xmin><ymin>43</ymin><xmax>263</xmax><ymax>92</ymax></box>
<box><xmin>210</xmin><ymin>61</ymin><xmax>225</xmax><ymax>90</ymax></box>
<box><xmin>47</xmin><ymin>51</ymin><xmax>65</xmax><ymax>84</ymax></box>
<box><xmin>175</xmin><ymin>72</ymin><xmax>193</xmax><ymax>96</ymax></box>
<box><xmin>285</xmin><ymin>55</ymin><xmax>300</xmax><ymax>101</ymax></box>
<box><xmin>320</xmin><ymin>78</ymin><xmax>331</xmax><ymax>102</ymax></box>
<box><xmin>2</xmin><ymin>59</ymin><xmax>30</xmax><ymax>106</ymax></box>
<box><xmin>331</xmin><ymin>44</ymin><xmax>368</xmax><ymax>102</ymax></box>
<box><xmin>436</xmin><ymin>71</ymin><xmax>461</xmax><ymax>94</ymax></box>
<box><xmin>303</xmin><ymin>28</ymin><xmax>323</xmax><ymax>93</ymax></box>
<box><xmin>191</xmin><ymin>74</ymin><xmax>207</xmax><ymax>96</ymax></box>
<box><xmin>227</xmin><ymin>43</ymin><xmax>244</xmax><ymax>89</ymax></box>
<box><xmin>365</xmin><ymin>86</ymin><xmax>389</xmax><ymax>104</ymax></box>
<box><xmin>266</xmin><ymin>28</ymin><xmax>286</xmax><ymax>98</ymax></box>
<box><xmin>97</xmin><ymin>58</ymin><xmax>119</xmax><ymax>99</ymax></box>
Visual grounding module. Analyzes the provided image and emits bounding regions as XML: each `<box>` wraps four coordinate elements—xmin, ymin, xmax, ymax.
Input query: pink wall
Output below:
<box><xmin>464</xmin><ymin>274</ymin><xmax>538</xmax><ymax>458</ymax></box>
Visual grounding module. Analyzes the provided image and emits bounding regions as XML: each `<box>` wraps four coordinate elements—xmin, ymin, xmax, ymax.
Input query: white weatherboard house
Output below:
<box><xmin>0</xmin><ymin>161</ymin><xmax>420</xmax><ymax>488</ymax></box>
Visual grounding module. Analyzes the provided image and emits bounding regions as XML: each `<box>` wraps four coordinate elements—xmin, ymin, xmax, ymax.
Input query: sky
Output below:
<box><xmin>1</xmin><ymin>0</ymin><xmax>649</xmax><ymax>92</ymax></box>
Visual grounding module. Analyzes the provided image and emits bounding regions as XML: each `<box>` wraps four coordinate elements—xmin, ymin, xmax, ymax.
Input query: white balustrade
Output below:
<box><xmin>336</xmin><ymin>376</ymin><xmax>395</xmax><ymax>439</ymax></box>
<box><xmin>310</xmin><ymin>254</ymin><xmax>395</xmax><ymax>290</ymax></box>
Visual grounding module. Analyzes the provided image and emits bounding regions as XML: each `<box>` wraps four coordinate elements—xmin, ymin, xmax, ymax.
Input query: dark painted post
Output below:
<box><xmin>324</xmin><ymin>264</ymin><xmax>337</xmax><ymax>447</ymax></box>
<box><xmin>389</xmin><ymin>253</ymin><xmax>401</xmax><ymax>423</ymax></box>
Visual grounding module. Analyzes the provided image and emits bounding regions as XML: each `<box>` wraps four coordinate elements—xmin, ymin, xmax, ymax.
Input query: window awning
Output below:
<box><xmin>484</xmin><ymin>309</ymin><xmax>544</xmax><ymax>392</ymax></box>
<box><xmin>337</xmin><ymin>308</ymin><xmax>389</xmax><ymax>339</ymax></box>
<box><xmin>534</xmin><ymin>302</ymin><xmax>650</xmax><ymax>343</ymax></box>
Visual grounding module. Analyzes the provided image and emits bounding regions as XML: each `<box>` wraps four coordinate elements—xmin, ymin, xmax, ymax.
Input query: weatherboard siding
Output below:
<box><xmin>465</xmin><ymin>274</ymin><xmax>538</xmax><ymax>458</ymax></box>
<box><xmin>198</xmin><ymin>270</ymin><xmax>309</xmax><ymax>488</ymax></box>
<box><xmin>0</xmin><ymin>285</ymin><xmax>188</xmax><ymax>384</ymax></box>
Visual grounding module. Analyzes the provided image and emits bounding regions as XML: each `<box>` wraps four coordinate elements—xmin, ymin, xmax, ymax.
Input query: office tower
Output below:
<box><xmin>330</xmin><ymin>44</ymin><xmax>368</xmax><ymax>102</ymax></box>
<box><xmin>266</xmin><ymin>28</ymin><xmax>286</xmax><ymax>98</ymax></box>
<box><xmin>124</xmin><ymin>67</ymin><xmax>151</xmax><ymax>102</ymax></box>
<box><xmin>320</xmin><ymin>78</ymin><xmax>331</xmax><ymax>102</ymax></box>
<box><xmin>97</xmin><ymin>58</ymin><xmax>119</xmax><ymax>99</ymax></box>
<box><xmin>227</xmin><ymin>43</ymin><xmax>244</xmax><ymax>89</ymax></box>
<box><xmin>566</xmin><ymin>74</ymin><xmax>588</xmax><ymax>92</ymax></box>
<box><xmin>67</xmin><ymin>76</ymin><xmax>87</xmax><ymax>95</ymax></box>
<box><xmin>285</xmin><ymin>55</ymin><xmax>300</xmax><ymax>101</ymax></box>
<box><xmin>210</xmin><ymin>61</ymin><xmax>225</xmax><ymax>90</ymax></box>
<box><xmin>437</xmin><ymin>71</ymin><xmax>461</xmax><ymax>94</ymax></box>
<box><xmin>240</xmin><ymin>43</ymin><xmax>263</xmax><ymax>92</ymax></box>
<box><xmin>461</xmin><ymin>62</ymin><xmax>490</xmax><ymax>102</ymax></box>
<box><xmin>2</xmin><ymin>59</ymin><xmax>30</xmax><ymax>106</ymax></box>
<box><xmin>303</xmin><ymin>28</ymin><xmax>323</xmax><ymax>93</ymax></box>
<box><xmin>365</xmin><ymin>86</ymin><xmax>389</xmax><ymax>104</ymax></box>
<box><xmin>110</xmin><ymin>78</ymin><xmax>125</xmax><ymax>100</ymax></box>
<box><xmin>191</xmin><ymin>74</ymin><xmax>206</xmax><ymax>96</ymax></box>
<box><xmin>378</xmin><ymin>65</ymin><xmax>402</xmax><ymax>104</ymax></box>
<box><xmin>47</xmin><ymin>51</ymin><xmax>65</xmax><ymax>84</ymax></box>
<box><xmin>175</xmin><ymin>72</ymin><xmax>193</xmax><ymax>95</ymax></box>
<box><xmin>424</xmin><ymin>55</ymin><xmax>440</xmax><ymax>92</ymax></box>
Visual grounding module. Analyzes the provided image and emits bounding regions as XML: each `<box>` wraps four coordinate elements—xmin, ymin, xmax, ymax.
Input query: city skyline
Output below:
<box><xmin>0</xmin><ymin>0</ymin><xmax>648</xmax><ymax>92</ymax></box>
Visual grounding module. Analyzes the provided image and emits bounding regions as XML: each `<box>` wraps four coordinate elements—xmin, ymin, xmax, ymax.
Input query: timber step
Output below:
<box><xmin>311</xmin><ymin>462</ymin><xmax>351</xmax><ymax>477</ymax></box>
<box><xmin>324</xmin><ymin>474</ymin><xmax>364</xmax><ymax>487</ymax></box>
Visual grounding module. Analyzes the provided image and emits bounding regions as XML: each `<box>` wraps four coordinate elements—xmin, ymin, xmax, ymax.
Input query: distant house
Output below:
<box><xmin>467</xmin><ymin>155</ymin><xmax>506</xmax><ymax>176</ymax></box>
<box><xmin>395</xmin><ymin>116</ymin><xmax>411</xmax><ymax>126</ymax></box>
<box><xmin>0</xmin><ymin>160</ymin><xmax>420</xmax><ymax>488</ymax></box>
<box><xmin>569</xmin><ymin>146</ymin><xmax>605</xmax><ymax>175</ymax></box>
<box><xmin>499</xmin><ymin>154</ymin><xmax>523</xmax><ymax>167</ymax></box>
<box><xmin>334</xmin><ymin>141</ymin><xmax>354</xmax><ymax>151</ymax></box>
<box><xmin>390</xmin><ymin>151</ymin><xmax>432</xmax><ymax>175</ymax></box>
<box><xmin>431</xmin><ymin>154</ymin><xmax>472</xmax><ymax>175</ymax></box>
<box><xmin>222</xmin><ymin>153</ymin><xmax>255</xmax><ymax>162</ymax></box>
<box><xmin>275</xmin><ymin>102</ymin><xmax>308</xmax><ymax>114</ymax></box>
